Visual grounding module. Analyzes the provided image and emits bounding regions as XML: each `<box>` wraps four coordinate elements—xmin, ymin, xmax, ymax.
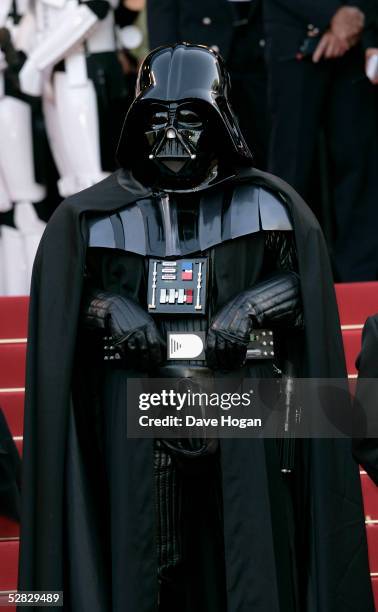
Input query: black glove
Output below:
<box><xmin>206</xmin><ymin>272</ymin><xmax>303</xmax><ymax>371</ymax></box>
<box><xmin>81</xmin><ymin>288</ymin><xmax>165</xmax><ymax>371</ymax></box>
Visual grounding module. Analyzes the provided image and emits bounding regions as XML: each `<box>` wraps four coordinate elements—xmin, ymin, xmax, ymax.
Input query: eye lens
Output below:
<box><xmin>178</xmin><ymin>109</ymin><xmax>201</xmax><ymax>126</ymax></box>
<box><xmin>151</xmin><ymin>111</ymin><xmax>168</xmax><ymax>128</ymax></box>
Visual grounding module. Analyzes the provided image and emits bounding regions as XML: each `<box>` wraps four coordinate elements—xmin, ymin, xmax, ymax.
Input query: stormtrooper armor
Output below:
<box><xmin>19</xmin><ymin>0</ymin><xmax>120</xmax><ymax>198</ymax></box>
<box><xmin>0</xmin><ymin>1</ymin><xmax>46</xmax><ymax>295</ymax></box>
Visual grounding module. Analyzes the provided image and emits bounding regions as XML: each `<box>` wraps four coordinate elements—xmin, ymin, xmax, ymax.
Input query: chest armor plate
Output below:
<box><xmin>87</xmin><ymin>183</ymin><xmax>293</xmax><ymax>258</ymax></box>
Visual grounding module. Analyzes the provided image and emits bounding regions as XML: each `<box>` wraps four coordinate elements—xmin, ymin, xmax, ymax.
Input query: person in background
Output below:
<box><xmin>353</xmin><ymin>313</ymin><xmax>378</xmax><ymax>486</ymax></box>
<box><xmin>264</xmin><ymin>1</ymin><xmax>378</xmax><ymax>282</ymax></box>
<box><xmin>147</xmin><ymin>0</ymin><xmax>268</xmax><ymax>169</ymax></box>
<box><xmin>0</xmin><ymin>409</ymin><xmax>21</xmax><ymax>523</ymax></box>
<box><xmin>363</xmin><ymin>0</ymin><xmax>378</xmax><ymax>81</ymax></box>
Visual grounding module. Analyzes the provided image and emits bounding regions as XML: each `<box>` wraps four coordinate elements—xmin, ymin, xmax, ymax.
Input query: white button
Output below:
<box><xmin>211</xmin><ymin>45</ymin><xmax>219</xmax><ymax>53</ymax></box>
<box><xmin>259</xmin><ymin>39</ymin><xmax>266</xmax><ymax>48</ymax></box>
<box><xmin>202</xmin><ymin>16</ymin><xmax>212</xmax><ymax>25</ymax></box>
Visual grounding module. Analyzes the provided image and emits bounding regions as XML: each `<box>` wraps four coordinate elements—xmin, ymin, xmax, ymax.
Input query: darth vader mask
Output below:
<box><xmin>117</xmin><ymin>43</ymin><xmax>253</xmax><ymax>192</ymax></box>
<box><xmin>143</xmin><ymin>101</ymin><xmax>218</xmax><ymax>188</ymax></box>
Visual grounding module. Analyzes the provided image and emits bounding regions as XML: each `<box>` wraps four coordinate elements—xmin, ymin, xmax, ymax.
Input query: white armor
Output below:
<box><xmin>0</xmin><ymin>2</ymin><xmax>46</xmax><ymax>295</ymax></box>
<box><xmin>19</xmin><ymin>0</ymin><xmax>119</xmax><ymax>198</ymax></box>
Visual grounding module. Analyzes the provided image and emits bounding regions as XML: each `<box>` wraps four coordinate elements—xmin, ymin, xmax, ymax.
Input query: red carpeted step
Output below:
<box><xmin>0</xmin><ymin>297</ymin><xmax>28</xmax><ymax>340</ymax></box>
<box><xmin>367</xmin><ymin>523</ymin><xmax>378</xmax><ymax>573</ymax></box>
<box><xmin>0</xmin><ymin>540</ymin><xmax>18</xmax><ymax>590</ymax></box>
<box><xmin>361</xmin><ymin>473</ymin><xmax>378</xmax><ymax>521</ymax></box>
<box><xmin>0</xmin><ymin>391</ymin><xmax>24</xmax><ymax>438</ymax></box>
<box><xmin>372</xmin><ymin>577</ymin><xmax>378</xmax><ymax>610</ymax></box>
<box><xmin>0</xmin><ymin>292</ymin><xmax>377</xmax><ymax>606</ymax></box>
<box><xmin>0</xmin><ymin>599</ymin><xmax>16</xmax><ymax>612</ymax></box>
<box><xmin>336</xmin><ymin>282</ymin><xmax>378</xmax><ymax>326</ymax></box>
<box><xmin>0</xmin><ymin>345</ymin><xmax>26</xmax><ymax>389</ymax></box>
<box><xmin>0</xmin><ymin>517</ymin><xmax>19</xmax><ymax>539</ymax></box>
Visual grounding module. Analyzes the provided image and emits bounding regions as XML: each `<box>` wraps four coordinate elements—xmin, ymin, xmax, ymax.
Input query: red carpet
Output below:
<box><xmin>0</xmin><ymin>284</ymin><xmax>378</xmax><ymax>606</ymax></box>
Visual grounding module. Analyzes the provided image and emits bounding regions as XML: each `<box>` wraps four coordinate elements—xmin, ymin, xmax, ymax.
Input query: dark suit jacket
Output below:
<box><xmin>263</xmin><ymin>0</ymin><xmax>372</xmax><ymax>31</ymax></box>
<box><xmin>147</xmin><ymin>0</ymin><xmax>263</xmax><ymax>60</ymax></box>
<box><xmin>353</xmin><ymin>314</ymin><xmax>378</xmax><ymax>486</ymax></box>
<box><xmin>363</xmin><ymin>0</ymin><xmax>378</xmax><ymax>47</ymax></box>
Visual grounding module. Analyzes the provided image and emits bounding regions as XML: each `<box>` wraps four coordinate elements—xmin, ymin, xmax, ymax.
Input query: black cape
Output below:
<box><xmin>18</xmin><ymin>168</ymin><xmax>374</xmax><ymax>611</ymax></box>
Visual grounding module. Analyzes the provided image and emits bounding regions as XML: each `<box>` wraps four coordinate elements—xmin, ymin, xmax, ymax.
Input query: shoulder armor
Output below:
<box><xmin>231</xmin><ymin>184</ymin><xmax>292</xmax><ymax>232</ymax></box>
<box><xmin>199</xmin><ymin>183</ymin><xmax>293</xmax><ymax>250</ymax></box>
<box><xmin>88</xmin><ymin>215</ymin><xmax>116</xmax><ymax>249</ymax></box>
<box><xmin>87</xmin><ymin>183</ymin><xmax>293</xmax><ymax>257</ymax></box>
<box><xmin>258</xmin><ymin>187</ymin><xmax>292</xmax><ymax>230</ymax></box>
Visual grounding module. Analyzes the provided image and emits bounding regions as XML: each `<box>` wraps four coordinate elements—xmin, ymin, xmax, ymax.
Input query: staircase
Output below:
<box><xmin>0</xmin><ymin>297</ymin><xmax>27</xmax><ymax>611</ymax></box>
<box><xmin>0</xmin><ymin>284</ymin><xmax>378</xmax><ymax>609</ymax></box>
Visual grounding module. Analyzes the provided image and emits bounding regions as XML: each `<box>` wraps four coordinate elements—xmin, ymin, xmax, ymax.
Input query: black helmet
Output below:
<box><xmin>116</xmin><ymin>43</ymin><xmax>253</xmax><ymax>192</ymax></box>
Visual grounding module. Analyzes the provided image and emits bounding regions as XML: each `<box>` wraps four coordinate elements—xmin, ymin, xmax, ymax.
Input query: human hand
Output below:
<box><xmin>330</xmin><ymin>6</ymin><xmax>365</xmax><ymax>45</ymax></box>
<box><xmin>123</xmin><ymin>0</ymin><xmax>145</xmax><ymax>10</ymax></box>
<box><xmin>312</xmin><ymin>31</ymin><xmax>350</xmax><ymax>63</ymax></box>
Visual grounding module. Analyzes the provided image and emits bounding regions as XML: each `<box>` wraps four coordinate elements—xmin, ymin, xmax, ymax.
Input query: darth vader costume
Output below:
<box><xmin>18</xmin><ymin>44</ymin><xmax>374</xmax><ymax>612</ymax></box>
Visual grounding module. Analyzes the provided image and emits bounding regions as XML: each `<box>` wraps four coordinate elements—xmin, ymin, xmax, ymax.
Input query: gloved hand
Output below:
<box><xmin>82</xmin><ymin>288</ymin><xmax>165</xmax><ymax>371</ymax></box>
<box><xmin>206</xmin><ymin>272</ymin><xmax>302</xmax><ymax>371</ymax></box>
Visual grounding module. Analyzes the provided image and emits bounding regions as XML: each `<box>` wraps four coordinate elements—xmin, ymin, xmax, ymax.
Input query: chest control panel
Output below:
<box><xmin>147</xmin><ymin>258</ymin><xmax>208</xmax><ymax>315</ymax></box>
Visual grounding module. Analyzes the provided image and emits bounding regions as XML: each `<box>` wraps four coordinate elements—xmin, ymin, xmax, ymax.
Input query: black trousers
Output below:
<box><xmin>229</xmin><ymin>61</ymin><xmax>268</xmax><ymax>171</ymax></box>
<box><xmin>228</xmin><ymin>22</ymin><xmax>269</xmax><ymax>171</ymax></box>
<box><xmin>266</xmin><ymin>23</ymin><xmax>378</xmax><ymax>281</ymax></box>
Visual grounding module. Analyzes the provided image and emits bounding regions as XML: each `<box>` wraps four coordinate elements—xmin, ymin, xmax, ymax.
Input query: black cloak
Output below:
<box><xmin>18</xmin><ymin>167</ymin><xmax>374</xmax><ymax>611</ymax></box>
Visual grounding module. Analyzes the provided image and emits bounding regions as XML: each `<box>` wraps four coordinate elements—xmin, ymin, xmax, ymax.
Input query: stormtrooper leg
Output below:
<box><xmin>0</xmin><ymin>94</ymin><xmax>46</xmax><ymax>294</ymax></box>
<box><xmin>1</xmin><ymin>224</ymin><xmax>28</xmax><ymax>296</ymax></box>
<box><xmin>45</xmin><ymin>59</ymin><xmax>109</xmax><ymax>197</ymax></box>
<box><xmin>0</xmin><ymin>164</ymin><xmax>11</xmax><ymax>213</ymax></box>
<box><xmin>0</xmin><ymin>95</ymin><xmax>45</xmax><ymax>203</ymax></box>
<box><xmin>1</xmin><ymin>203</ymin><xmax>46</xmax><ymax>296</ymax></box>
<box><xmin>0</xmin><ymin>169</ymin><xmax>10</xmax><ymax>295</ymax></box>
<box><xmin>42</xmin><ymin>91</ymin><xmax>74</xmax><ymax>191</ymax></box>
<box><xmin>15</xmin><ymin>201</ymin><xmax>46</xmax><ymax>291</ymax></box>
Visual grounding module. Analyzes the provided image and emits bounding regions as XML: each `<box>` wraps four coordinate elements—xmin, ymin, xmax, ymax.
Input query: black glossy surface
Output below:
<box><xmin>116</xmin><ymin>43</ymin><xmax>253</xmax><ymax>191</ymax></box>
<box><xmin>88</xmin><ymin>183</ymin><xmax>292</xmax><ymax>257</ymax></box>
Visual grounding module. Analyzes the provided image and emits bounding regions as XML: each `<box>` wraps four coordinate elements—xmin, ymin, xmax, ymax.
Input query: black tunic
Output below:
<box><xmin>80</xmin><ymin>224</ymin><xmax>297</xmax><ymax>612</ymax></box>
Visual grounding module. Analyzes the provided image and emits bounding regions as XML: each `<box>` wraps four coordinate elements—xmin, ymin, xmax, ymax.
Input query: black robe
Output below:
<box><xmin>18</xmin><ymin>168</ymin><xmax>374</xmax><ymax>611</ymax></box>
